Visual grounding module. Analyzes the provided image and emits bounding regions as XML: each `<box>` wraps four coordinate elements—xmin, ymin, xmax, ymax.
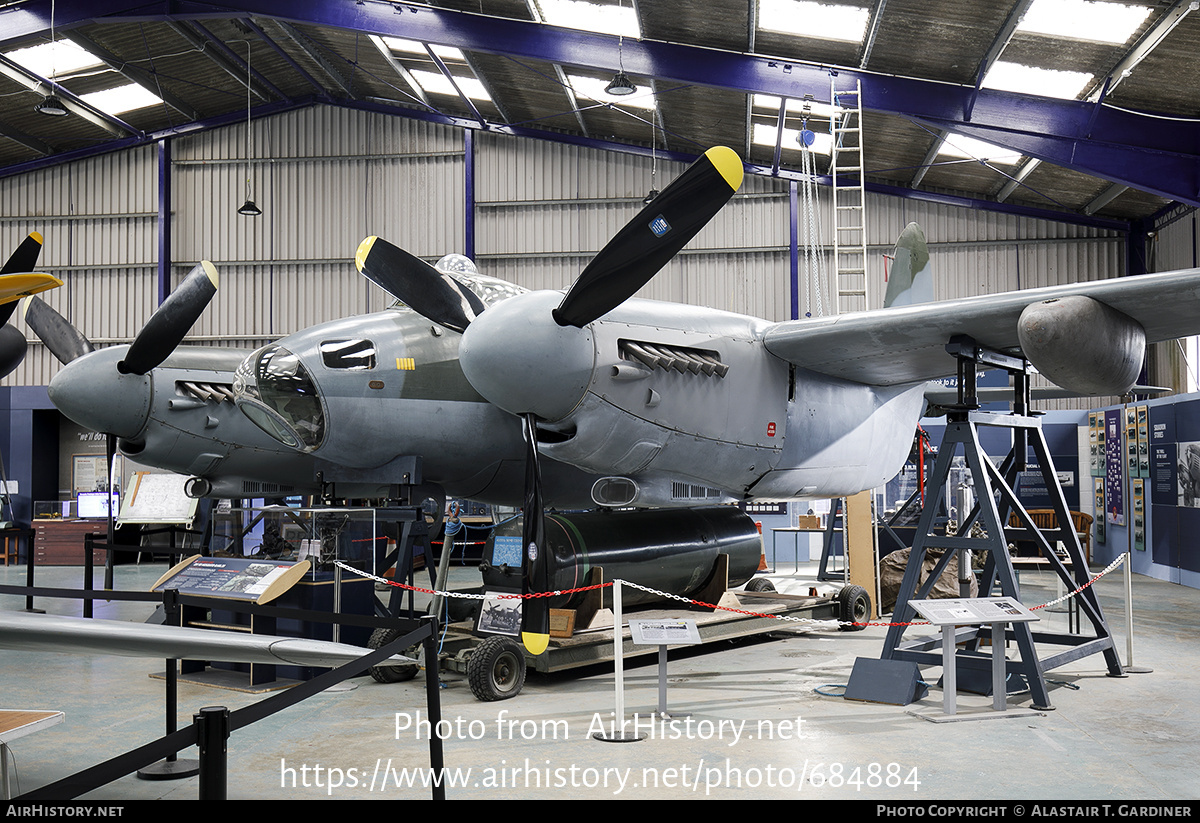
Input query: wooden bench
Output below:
<box><xmin>1006</xmin><ymin>509</ymin><xmax>1093</xmax><ymax>563</ymax></box>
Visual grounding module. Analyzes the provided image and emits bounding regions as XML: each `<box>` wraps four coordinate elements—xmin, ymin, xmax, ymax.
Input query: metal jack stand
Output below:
<box><xmin>879</xmin><ymin>336</ymin><xmax>1124</xmax><ymax>711</ymax></box>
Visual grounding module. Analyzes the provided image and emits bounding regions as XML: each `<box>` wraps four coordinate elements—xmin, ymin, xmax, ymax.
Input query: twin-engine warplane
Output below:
<box><xmin>28</xmin><ymin>145</ymin><xmax>1200</xmax><ymax>653</ymax></box>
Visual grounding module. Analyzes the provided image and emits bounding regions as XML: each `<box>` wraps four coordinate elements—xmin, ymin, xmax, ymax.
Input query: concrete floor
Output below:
<box><xmin>0</xmin><ymin>557</ymin><xmax>1196</xmax><ymax>802</ymax></box>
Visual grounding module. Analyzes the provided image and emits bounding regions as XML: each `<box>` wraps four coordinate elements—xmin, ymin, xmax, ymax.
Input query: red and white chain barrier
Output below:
<box><xmin>333</xmin><ymin>552</ymin><xmax>1127</xmax><ymax>631</ymax></box>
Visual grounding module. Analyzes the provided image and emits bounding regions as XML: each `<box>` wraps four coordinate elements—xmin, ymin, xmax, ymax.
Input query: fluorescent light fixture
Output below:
<box><xmin>937</xmin><ymin>134</ymin><xmax>1022</xmax><ymax>166</ymax></box>
<box><xmin>752</xmin><ymin>122</ymin><xmax>833</xmax><ymax>155</ymax></box>
<box><xmin>380</xmin><ymin>36</ymin><xmax>466</xmax><ymax>61</ymax></box>
<box><xmin>534</xmin><ymin>0</ymin><xmax>641</xmax><ymax>38</ymax></box>
<box><xmin>753</xmin><ymin>94</ymin><xmax>844</xmax><ymax>120</ymax></box>
<box><xmin>3</xmin><ymin>40</ymin><xmax>104</xmax><ymax>78</ymax></box>
<box><xmin>568</xmin><ymin>74</ymin><xmax>655</xmax><ymax>110</ymax></box>
<box><xmin>757</xmin><ymin>0</ymin><xmax>871</xmax><ymax>43</ymax></box>
<box><xmin>80</xmin><ymin>84</ymin><xmax>162</xmax><ymax>116</ymax></box>
<box><xmin>1017</xmin><ymin>0</ymin><xmax>1151</xmax><ymax>44</ymax></box>
<box><xmin>410</xmin><ymin>70</ymin><xmax>493</xmax><ymax>102</ymax></box>
<box><xmin>982</xmin><ymin>61</ymin><xmax>1093</xmax><ymax>100</ymax></box>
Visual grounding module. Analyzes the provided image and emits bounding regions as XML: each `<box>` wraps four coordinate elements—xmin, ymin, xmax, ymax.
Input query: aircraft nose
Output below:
<box><xmin>48</xmin><ymin>347</ymin><xmax>151</xmax><ymax>439</ymax></box>
<box><xmin>459</xmin><ymin>290</ymin><xmax>594</xmax><ymax>422</ymax></box>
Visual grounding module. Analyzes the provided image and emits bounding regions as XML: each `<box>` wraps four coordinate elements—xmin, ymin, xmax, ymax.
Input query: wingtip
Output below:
<box><xmin>355</xmin><ymin>236</ymin><xmax>378</xmax><ymax>273</ymax></box>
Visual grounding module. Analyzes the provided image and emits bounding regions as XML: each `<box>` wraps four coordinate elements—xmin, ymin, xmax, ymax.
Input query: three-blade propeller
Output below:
<box><xmin>352</xmin><ymin>147</ymin><xmax>745</xmax><ymax>655</ymax></box>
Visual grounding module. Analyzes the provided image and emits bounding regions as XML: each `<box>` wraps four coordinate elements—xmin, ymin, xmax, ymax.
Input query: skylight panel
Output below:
<box><xmin>757</xmin><ymin>0</ymin><xmax>871</xmax><ymax>44</ymax></box>
<box><xmin>380</xmin><ymin>36</ymin><xmax>466</xmax><ymax>61</ymax></box>
<box><xmin>410</xmin><ymin>70</ymin><xmax>493</xmax><ymax>102</ymax></box>
<box><xmin>982</xmin><ymin>61</ymin><xmax>1093</xmax><ymax>100</ymax></box>
<box><xmin>80</xmin><ymin>84</ymin><xmax>162</xmax><ymax>116</ymax></box>
<box><xmin>535</xmin><ymin>0</ymin><xmax>641</xmax><ymax>38</ymax></box>
<box><xmin>752</xmin><ymin>94</ymin><xmax>844</xmax><ymax>121</ymax></box>
<box><xmin>752</xmin><ymin>122</ymin><xmax>833</xmax><ymax>155</ymax></box>
<box><xmin>3</xmin><ymin>40</ymin><xmax>104</xmax><ymax>79</ymax></box>
<box><xmin>1017</xmin><ymin>0</ymin><xmax>1151</xmax><ymax>44</ymax></box>
<box><xmin>568</xmin><ymin>74</ymin><xmax>656</xmax><ymax>110</ymax></box>
<box><xmin>937</xmin><ymin>134</ymin><xmax>1022</xmax><ymax>166</ymax></box>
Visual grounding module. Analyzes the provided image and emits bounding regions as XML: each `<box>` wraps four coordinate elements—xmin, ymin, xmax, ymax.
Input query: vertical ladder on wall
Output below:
<box><xmin>829</xmin><ymin>78</ymin><xmax>868</xmax><ymax>314</ymax></box>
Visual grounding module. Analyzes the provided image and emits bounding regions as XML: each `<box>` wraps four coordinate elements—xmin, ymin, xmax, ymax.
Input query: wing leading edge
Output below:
<box><xmin>763</xmin><ymin>267</ymin><xmax>1200</xmax><ymax>388</ymax></box>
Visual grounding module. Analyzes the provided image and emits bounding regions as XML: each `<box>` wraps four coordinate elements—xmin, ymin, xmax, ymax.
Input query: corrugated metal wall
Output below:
<box><xmin>0</xmin><ymin>105</ymin><xmax>1136</xmax><ymax>414</ymax></box>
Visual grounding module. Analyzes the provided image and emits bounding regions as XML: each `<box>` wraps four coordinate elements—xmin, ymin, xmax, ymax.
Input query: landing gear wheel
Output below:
<box><xmin>744</xmin><ymin>577</ymin><xmax>776</xmax><ymax>593</ymax></box>
<box><xmin>837</xmin><ymin>585</ymin><xmax>871</xmax><ymax>631</ymax></box>
<box><xmin>468</xmin><ymin>635</ymin><xmax>527</xmax><ymax>701</ymax></box>
<box><xmin>367</xmin><ymin>627</ymin><xmax>421</xmax><ymax>683</ymax></box>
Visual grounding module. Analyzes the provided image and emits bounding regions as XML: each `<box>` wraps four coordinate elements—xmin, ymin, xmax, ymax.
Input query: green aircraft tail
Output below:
<box><xmin>883</xmin><ymin>222</ymin><xmax>932</xmax><ymax>308</ymax></box>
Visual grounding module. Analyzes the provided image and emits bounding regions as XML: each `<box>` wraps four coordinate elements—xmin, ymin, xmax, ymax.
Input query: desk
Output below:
<box><xmin>0</xmin><ymin>709</ymin><xmax>64</xmax><ymax>798</ymax></box>
<box><xmin>770</xmin><ymin>527</ymin><xmax>827</xmax><ymax>572</ymax></box>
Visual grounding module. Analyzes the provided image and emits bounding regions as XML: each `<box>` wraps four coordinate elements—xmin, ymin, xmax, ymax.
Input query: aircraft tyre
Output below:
<box><xmin>837</xmin><ymin>585</ymin><xmax>871</xmax><ymax>631</ymax></box>
<box><xmin>468</xmin><ymin>635</ymin><xmax>527</xmax><ymax>701</ymax></box>
<box><xmin>744</xmin><ymin>577</ymin><xmax>776</xmax><ymax>593</ymax></box>
<box><xmin>367</xmin><ymin>628</ymin><xmax>421</xmax><ymax>683</ymax></box>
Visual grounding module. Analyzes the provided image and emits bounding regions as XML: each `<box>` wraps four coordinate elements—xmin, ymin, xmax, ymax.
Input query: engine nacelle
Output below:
<box><xmin>1017</xmin><ymin>295</ymin><xmax>1145</xmax><ymax>395</ymax></box>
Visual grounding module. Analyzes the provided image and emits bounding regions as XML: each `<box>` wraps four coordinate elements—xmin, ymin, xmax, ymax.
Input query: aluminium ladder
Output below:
<box><xmin>829</xmin><ymin>79</ymin><xmax>868</xmax><ymax>314</ymax></box>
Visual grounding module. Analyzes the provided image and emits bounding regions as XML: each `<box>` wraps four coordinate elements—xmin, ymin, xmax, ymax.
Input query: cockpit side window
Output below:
<box><xmin>320</xmin><ymin>339</ymin><xmax>376</xmax><ymax>370</ymax></box>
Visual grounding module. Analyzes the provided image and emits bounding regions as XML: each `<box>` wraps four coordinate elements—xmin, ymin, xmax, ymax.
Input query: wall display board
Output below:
<box><xmin>1105</xmin><ymin>409</ymin><xmax>1124</xmax><ymax>526</ymax></box>
<box><xmin>1137</xmin><ymin>406</ymin><xmax>1150</xmax><ymax>478</ymax></box>
<box><xmin>1150</xmin><ymin>405</ymin><xmax>1177</xmax><ymax>507</ymax></box>
<box><xmin>151</xmin><ymin>555</ymin><xmax>311</xmax><ymax>605</ymax></box>
<box><xmin>1094</xmin><ymin>477</ymin><xmax>1106</xmax><ymax>545</ymax></box>
<box><xmin>1132</xmin><ymin>479</ymin><xmax>1146</xmax><ymax>552</ymax></box>
<box><xmin>1126</xmin><ymin>407</ymin><xmax>1138</xmax><ymax>478</ymax></box>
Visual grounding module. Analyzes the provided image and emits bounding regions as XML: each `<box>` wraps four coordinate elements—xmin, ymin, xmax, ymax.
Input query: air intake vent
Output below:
<box><xmin>671</xmin><ymin>482</ymin><xmax>722</xmax><ymax>500</ymax></box>
<box><xmin>619</xmin><ymin>340</ymin><xmax>728</xmax><ymax>377</ymax></box>
<box><xmin>241</xmin><ymin>481</ymin><xmax>296</xmax><ymax>494</ymax></box>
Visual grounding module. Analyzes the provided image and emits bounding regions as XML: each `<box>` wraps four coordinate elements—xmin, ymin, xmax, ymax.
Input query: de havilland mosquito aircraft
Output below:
<box><xmin>32</xmin><ymin>145</ymin><xmax>1200</xmax><ymax>653</ymax></box>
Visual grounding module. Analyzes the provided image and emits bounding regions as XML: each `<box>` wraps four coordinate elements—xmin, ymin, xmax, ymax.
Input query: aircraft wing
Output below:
<box><xmin>0</xmin><ymin>611</ymin><xmax>415</xmax><ymax>669</ymax></box>
<box><xmin>763</xmin><ymin>267</ymin><xmax>1200</xmax><ymax>387</ymax></box>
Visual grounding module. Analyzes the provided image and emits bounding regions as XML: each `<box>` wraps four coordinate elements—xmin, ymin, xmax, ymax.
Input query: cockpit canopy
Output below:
<box><xmin>233</xmin><ymin>344</ymin><xmax>325</xmax><ymax>451</ymax></box>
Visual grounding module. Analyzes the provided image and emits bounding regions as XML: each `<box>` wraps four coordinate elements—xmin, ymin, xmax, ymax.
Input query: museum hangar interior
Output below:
<box><xmin>0</xmin><ymin>0</ymin><xmax>1199</xmax><ymax>802</ymax></box>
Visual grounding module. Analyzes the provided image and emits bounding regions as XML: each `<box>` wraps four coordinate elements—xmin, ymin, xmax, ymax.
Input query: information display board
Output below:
<box><xmin>151</xmin><ymin>555</ymin><xmax>311</xmax><ymax>605</ymax></box>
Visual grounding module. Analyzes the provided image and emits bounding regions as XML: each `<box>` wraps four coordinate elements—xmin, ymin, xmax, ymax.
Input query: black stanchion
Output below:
<box><xmin>195</xmin><ymin>707</ymin><xmax>230</xmax><ymax>800</ymax></box>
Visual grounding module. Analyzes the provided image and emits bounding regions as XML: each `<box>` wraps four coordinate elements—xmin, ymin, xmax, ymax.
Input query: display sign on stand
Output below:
<box><xmin>151</xmin><ymin>555</ymin><xmax>311</xmax><ymax>605</ymax></box>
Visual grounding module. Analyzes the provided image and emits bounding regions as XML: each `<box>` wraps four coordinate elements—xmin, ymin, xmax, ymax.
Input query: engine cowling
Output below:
<box><xmin>1017</xmin><ymin>295</ymin><xmax>1145</xmax><ymax>396</ymax></box>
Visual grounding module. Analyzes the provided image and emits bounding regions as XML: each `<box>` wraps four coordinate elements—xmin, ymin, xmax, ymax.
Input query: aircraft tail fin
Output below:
<box><xmin>883</xmin><ymin>222</ymin><xmax>932</xmax><ymax>308</ymax></box>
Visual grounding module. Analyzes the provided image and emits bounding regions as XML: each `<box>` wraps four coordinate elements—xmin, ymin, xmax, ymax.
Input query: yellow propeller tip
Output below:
<box><xmin>704</xmin><ymin>146</ymin><xmax>743</xmax><ymax>192</ymax></box>
<box><xmin>200</xmin><ymin>260</ymin><xmax>219</xmax><ymax>289</ymax></box>
<box><xmin>355</xmin><ymin>236</ymin><xmax>378</xmax><ymax>272</ymax></box>
<box><xmin>521</xmin><ymin>631</ymin><xmax>550</xmax><ymax>656</ymax></box>
<box><xmin>30</xmin><ymin>232</ymin><xmax>43</xmax><ymax>244</ymax></box>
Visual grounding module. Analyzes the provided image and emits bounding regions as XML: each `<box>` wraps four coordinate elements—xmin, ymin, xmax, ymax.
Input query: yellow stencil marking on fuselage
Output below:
<box><xmin>396</xmin><ymin>357</ymin><xmax>415</xmax><ymax>371</ymax></box>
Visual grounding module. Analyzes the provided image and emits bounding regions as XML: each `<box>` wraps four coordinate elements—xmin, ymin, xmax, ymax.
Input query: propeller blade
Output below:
<box><xmin>0</xmin><ymin>325</ymin><xmax>27</xmax><ymax>378</ymax></box>
<box><xmin>20</xmin><ymin>296</ymin><xmax>95</xmax><ymax>365</ymax></box>
<box><xmin>552</xmin><ymin>145</ymin><xmax>744</xmax><ymax>328</ymax></box>
<box><xmin>1</xmin><ymin>232</ymin><xmax>43</xmax><ymax>275</ymax></box>
<box><xmin>520</xmin><ymin>413</ymin><xmax>550</xmax><ymax>656</ymax></box>
<box><xmin>0</xmin><ymin>232</ymin><xmax>45</xmax><ymax>328</ymax></box>
<box><xmin>118</xmin><ymin>261</ymin><xmax>218</xmax><ymax>375</ymax></box>
<box><xmin>355</xmin><ymin>236</ymin><xmax>485</xmax><ymax>334</ymax></box>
